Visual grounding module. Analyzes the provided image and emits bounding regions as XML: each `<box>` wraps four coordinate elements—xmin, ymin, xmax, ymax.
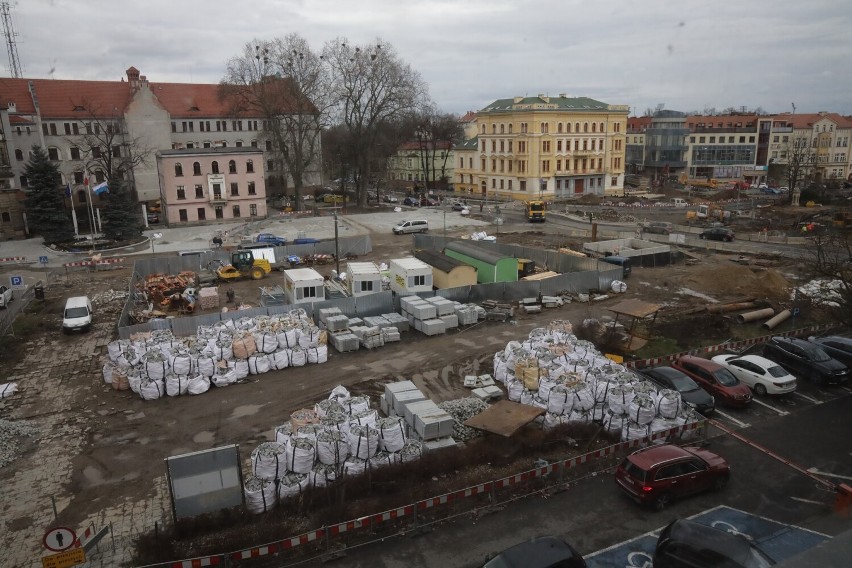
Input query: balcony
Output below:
<box><xmin>209</xmin><ymin>193</ymin><xmax>227</xmax><ymax>204</ymax></box>
<box><xmin>558</xmin><ymin>168</ymin><xmax>604</xmax><ymax>176</ymax></box>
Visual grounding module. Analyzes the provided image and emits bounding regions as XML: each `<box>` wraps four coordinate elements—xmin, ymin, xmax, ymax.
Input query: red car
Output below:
<box><xmin>671</xmin><ymin>355</ymin><xmax>752</xmax><ymax>408</ymax></box>
<box><xmin>615</xmin><ymin>444</ymin><xmax>730</xmax><ymax>510</ymax></box>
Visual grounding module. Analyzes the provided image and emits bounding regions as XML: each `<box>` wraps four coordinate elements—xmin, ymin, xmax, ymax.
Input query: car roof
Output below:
<box><xmin>811</xmin><ymin>336</ymin><xmax>852</xmax><ymax>346</ymax></box>
<box><xmin>676</xmin><ymin>355</ymin><xmax>724</xmax><ymax>371</ymax></box>
<box><xmin>644</xmin><ymin>366</ymin><xmax>689</xmax><ymax>380</ymax></box>
<box><xmin>628</xmin><ymin>444</ymin><xmax>695</xmax><ymax>468</ymax></box>
<box><xmin>485</xmin><ymin>535</ymin><xmax>585</xmax><ymax>568</ymax></box>
<box><xmin>662</xmin><ymin>518</ymin><xmax>773</xmax><ymax>565</ymax></box>
<box><xmin>735</xmin><ymin>354</ymin><xmax>784</xmax><ymax>368</ymax></box>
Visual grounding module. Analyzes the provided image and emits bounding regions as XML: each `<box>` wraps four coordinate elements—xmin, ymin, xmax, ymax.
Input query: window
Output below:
<box><xmin>699</xmin><ymin>137</ymin><xmax>706</xmax><ymax>143</ymax></box>
<box><xmin>203</xmin><ymin>142</ymin><xmax>211</xmax><ymax>149</ymax></box>
<box><xmin>211</xmin><ymin>161</ymin><xmax>220</xmax><ymax>174</ymax></box>
<box><xmin>195</xmin><ymin>184</ymin><xmax>204</xmax><ymax>198</ymax></box>
<box><xmin>193</xmin><ymin>162</ymin><xmax>202</xmax><ymax>175</ymax></box>
<box><xmin>197</xmin><ymin>208</ymin><xmax>206</xmax><ymax>221</ymax></box>
<box><xmin>47</xmin><ymin>147</ymin><xmax>59</xmax><ymax>161</ymax></box>
<box><xmin>413</xmin><ymin>274</ymin><xmax>426</xmax><ymax>287</ymax></box>
<box><xmin>236</xmin><ymin>141</ymin><xmax>243</xmax><ymax>148</ymax></box>
<box><xmin>500</xmin><ymin>159</ymin><xmax>505</xmax><ymax>172</ymax></box>
<box><xmin>175</xmin><ymin>163</ymin><xmax>183</xmax><ymax>177</ymax></box>
<box><xmin>500</xmin><ymin>140</ymin><xmax>505</xmax><ymax>152</ymax></box>
<box><xmin>94</xmin><ymin>170</ymin><xmax>105</xmax><ymax>183</ymax></box>
<box><xmin>265</xmin><ymin>140</ymin><xmax>273</xmax><ymax>151</ymax></box>
<box><xmin>359</xmin><ymin>280</ymin><xmax>374</xmax><ymax>293</ymax></box>
<box><xmin>584</xmin><ymin>123</ymin><xmax>589</xmax><ymax>133</ymax></box>
<box><xmin>171</xmin><ymin>122</ymin><xmax>177</xmax><ymax>133</ymax></box>
<box><xmin>179</xmin><ymin>209</ymin><xmax>188</xmax><ymax>222</ymax></box>
<box><xmin>690</xmin><ymin>136</ymin><xmax>696</xmax><ymax>143</ymax></box>
<box><xmin>542</xmin><ymin>140</ymin><xmax>551</xmax><ymax>152</ymax></box>
<box><xmin>491</xmin><ymin>124</ymin><xmax>496</xmax><ymax>134</ymax></box>
<box><xmin>611</xmin><ymin>176</ymin><xmax>617</xmax><ymax>186</ymax></box>
<box><xmin>212</xmin><ymin>183</ymin><xmax>222</xmax><ymax>199</ymax></box>
<box><xmin>14</xmin><ymin>149</ymin><xmax>23</xmax><ymax>161</ymax></box>
<box><xmin>519</xmin><ymin>180</ymin><xmax>526</xmax><ymax>191</ymax></box>
<box><xmin>246</xmin><ymin>160</ymin><xmax>254</xmax><ymax>173</ymax></box>
<box><xmin>215</xmin><ymin>206</ymin><xmax>224</xmax><ymax>219</ymax></box>
<box><xmin>250</xmin><ymin>204</ymin><xmax>258</xmax><ymax>216</ymax></box>
<box><xmin>111</xmin><ymin>146</ymin><xmax>121</xmax><ymax>158</ymax></box>
<box><xmin>248</xmin><ymin>181</ymin><xmax>256</xmax><ymax>195</ymax></box>
<box><xmin>491</xmin><ymin>140</ymin><xmax>496</xmax><ymax>152</ymax></box>
<box><xmin>481</xmin><ymin>140</ymin><xmax>486</xmax><ymax>152</ymax></box>
<box><xmin>520</xmin><ymin>122</ymin><xmax>528</xmax><ymax>133</ymax></box>
<box><xmin>230</xmin><ymin>182</ymin><xmax>239</xmax><ymax>196</ymax></box>
<box><xmin>229</xmin><ymin>160</ymin><xmax>237</xmax><ymax>174</ymax></box>
<box><xmin>556</xmin><ymin>159</ymin><xmax>562</xmax><ymax>171</ymax></box>
<box><xmin>177</xmin><ymin>185</ymin><xmax>186</xmax><ymax>200</ymax></box>
<box><xmin>267</xmin><ymin>160</ymin><xmax>274</xmax><ymax>172</ymax></box>
<box><xmin>73</xmin><ymin>171</ymin><xmax>84</xmax><ymax>184</ymax></box>
<box><xmin>541</xmin><ymin>122</ymin><xmax>549</xmax><ymax>134</ymax></box>
<box><xmin>542</xmin><ymin>160</ymin><xmax>550</xmax><ymax>172</ymax></box>
<box><xmin>92</xmin><ymin>147</ymin><xmax>102</xmax><ymax>159</ymax></box>
<box><xmin>491</xmin><ymin>159</ymin><xmax>496</xmax><ymax>172</ymax></box>
<box><xmin>20</xmin><ymin>175</ymin><xmax>28</xmax><ymax>188</ymax></box>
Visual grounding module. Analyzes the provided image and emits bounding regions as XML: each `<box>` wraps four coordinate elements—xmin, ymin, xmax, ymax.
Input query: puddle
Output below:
<box><xmin>193</xmin><ymin>431</ymin><xmax>215</xmax><ymax>444</ymax></box>
<box><xmin>230</xmin><ymin>404</ymin><xmax>264</xmax><ymax>419</ymax></box>
<box><xmin>82</xmin><ymin>465</ymin><xmax>105</xmax><ymax>487</ymax></box>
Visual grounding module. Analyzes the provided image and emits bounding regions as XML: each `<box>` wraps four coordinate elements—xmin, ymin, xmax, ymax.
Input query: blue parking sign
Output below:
<box><xmin>10</xmin><ymin>275</ymin><xmax>25</xmax><ymax>290</ymax></box>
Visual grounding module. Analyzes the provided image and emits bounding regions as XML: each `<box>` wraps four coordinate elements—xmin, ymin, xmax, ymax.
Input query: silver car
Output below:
<box><xmin>711</xmin><ymin>354</ymin><xmax>797</xmax><ymax>396</ymax></box>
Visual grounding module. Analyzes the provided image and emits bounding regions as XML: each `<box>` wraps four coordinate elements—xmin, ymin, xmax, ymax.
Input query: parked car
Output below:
<box><xmin>483</xmin><ymin>535</ymin><xmax>587</xmax><ymax>568</ymax></box>
<box><xmin>0</xmin><ymin>284</ymin><xmax>12</xmax><ymax>308</ymax></box>
<box><xmin>146</xmin><ymin>213</ymin><xmax>160</xmax><ymax>224</ymax></box>
<box><xmin>615</xmin><ymin>444</ymin><xmax>730</xmax><ymax>510</ymax></box>
<box><xmin>636</xmin><ymin>367</ymin><xmax>715</xmax><ymax>415</ymax></box>
<box><xmin>654</xmin><ymin>518</ymin><xmax>775</xmax><ymax>568</ymax></box>
<box><xmin>402</xmin><ymin>196</ymin><xmax>420</xmax><ymax>207</ymax></box>
<box><xmin>420</xmin><ymin>196</ymin><xmax>439</xmax><ymax>206</ymax></box>
<box><xmin>255</xmin><ymin>233</ymin><xmax>287</xmax><ymax>246</ymax></box>
<box><xmin>451</xmin><ymin>201</ymin><xmax>468</xmax><ymax>211</ymax></box>
<box><xmin>62</xmin><ymin>295</ymin><xmax>93</xmax><ymax>333</ymax></box>
<box><xmin>807</xmin><ymin>335</ymin><xmax>852</xmax><ymax>367</ymax></box>
<box><xmin>671</xmin><ymin>355</ymin><xmax>752</xmax><ymax>407</ymax></box>
<box><xmin>711</xmin><ymin>354</ymin><xmax>797</xmax><ymax>396</ymax></box>
<box><xmin>642</xmin><ymin>221</ymin><xmax>673</xmax><ymax>235</ymax></box>
<box><xmin>383</xmin><ymin>194</ymin><xmax>399</xmax><ymax>203</ymax></box>
<box><xmin>762</xmin><ymin>336</ymin><xmax>849</xmax><ymax>385</ymax></box>
<box><xmin>699</xmin><ymin>227</ymin><xmax>735</xmax><ymax>241</ymax></box>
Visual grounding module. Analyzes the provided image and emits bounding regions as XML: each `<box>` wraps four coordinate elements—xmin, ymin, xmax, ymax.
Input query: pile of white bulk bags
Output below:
<box><xmin>105</xmin><ymin>309</ymin><xmax>329</xmax><ymax>402</ymax></box>
<box><xmin>492</xmin><ymin>320</ymin><xmax>702</xmax><ymax>441</ymax></box>
<box><xmin>244</xmin><ymin>476</ymin><xmax>276</xmax><ymax>514</ymax></box>
<box><xmin>251</xmin><ymin>442</ymin><xmax>287</xmax><ymax>481</ymax></box>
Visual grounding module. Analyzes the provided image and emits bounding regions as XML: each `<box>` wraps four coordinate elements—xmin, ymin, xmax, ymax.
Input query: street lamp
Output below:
<box><xmin>150</xmin><ymin>232</ymin><xmax>162</xmax><ymax>255</ymax></box>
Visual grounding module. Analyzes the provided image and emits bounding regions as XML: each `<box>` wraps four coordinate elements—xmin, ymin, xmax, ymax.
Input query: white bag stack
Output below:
<box><xmin>277</xmin><ymin>472</ymin><xmax>309</xmax><ymax>500</ymax></box>
<box><xmin>244</xmin><ymin>476</ymin><xmax>276</xmax><ymax>514</ymax></box>
<box><xmin>285</xmin><ymin>437</ymin><xmax>316</xmax><ymax>474</ymax></box>
<box><xmin>348</xmin><ymin>425</ymin><xmax>379</xmax><ymax>460</ymax></box>
<box><xmin>251</xmin><ymin>442</ymin><xmax>287</xmax><ymax>481</ymax></box>
<box><xmin>316</xmin><ymin>430</ymin><xmax>349</xmax><ymax>465</ymax></box>
<box><xmin>377</xmin><ymin>417</ymin><xmax>407</xmax><ymax>452</ymax></box>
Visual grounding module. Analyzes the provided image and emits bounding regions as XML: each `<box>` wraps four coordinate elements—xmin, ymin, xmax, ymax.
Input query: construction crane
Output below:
<box><xmin>1</xmin><ymin>1</ymin><xmax>22</xmax><ymax>78</ymax></box>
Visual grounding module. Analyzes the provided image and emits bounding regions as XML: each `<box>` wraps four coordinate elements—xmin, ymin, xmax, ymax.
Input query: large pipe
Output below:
<box><xmin>762</xmin><ymin>309</ymin><xmax>792</xmax><ymax>330</ymax></box>
<box><xmin>736</xmin><ymin>307</ymin><xmax>775</xmax><ymax>324</ymax></box>
<box><xmin>707</xmin><ymin>301</ymin><xmax>757</xmax><ymax>314</ymax></box>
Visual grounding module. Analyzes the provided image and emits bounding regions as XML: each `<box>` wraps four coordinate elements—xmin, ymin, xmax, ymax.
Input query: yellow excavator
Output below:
<box><xmin>211</xmin><ymin>250</ymin><xmax>273</xmax><ymax>281</ymax></box>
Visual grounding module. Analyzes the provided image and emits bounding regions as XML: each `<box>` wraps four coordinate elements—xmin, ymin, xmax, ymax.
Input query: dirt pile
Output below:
<box><xmin>678</xmin><ymin>264</ymin><xmax>792</xmax><ymax>302</ymax></box>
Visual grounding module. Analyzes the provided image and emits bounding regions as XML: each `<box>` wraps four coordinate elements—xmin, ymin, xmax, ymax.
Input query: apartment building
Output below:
<box><xmin>388</xmin><ymin>141</ymin><xmax>455</xmax><ymax>191</ymax></box>
<box><xmin>772</xmin><ymin>112</ymin><xmax>852</xmax><ymax>183</ymax></box>
<box><xmin>468</xmin><ymin>94</ymin><xmax>629</xmax><ymax>200</ymax></box>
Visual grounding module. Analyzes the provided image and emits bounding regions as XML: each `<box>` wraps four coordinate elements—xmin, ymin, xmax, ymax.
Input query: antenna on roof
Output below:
<box><xmin>791</xmin><ymin>102</ymin><xmax>796</xmax><ymax>114</ymax></box>
<box><xmin>48</xmin><ymin>58</ymin><xmax>56</xmax><ymax>79</ymax></box>
<box><xmin>1</xmin><ymin>1</ymin><xmax>23</xmax><ymax>78</ymax></box>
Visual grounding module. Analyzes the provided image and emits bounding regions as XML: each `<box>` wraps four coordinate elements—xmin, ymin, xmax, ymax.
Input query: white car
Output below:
<box><xmin>711</xmin><ymin>354</ymin><xmax>797</xmax><ymax>396</ymax></box>
<box><xmin>0</xmin><ymin>285</ymin><xmax>12</xmax><ymax>308</ymax></box>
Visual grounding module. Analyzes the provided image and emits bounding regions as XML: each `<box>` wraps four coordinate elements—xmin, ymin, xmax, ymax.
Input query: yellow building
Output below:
<box><xmin>461</xmin><ymin>94</ymin><xmax>628</xmax><ymax>200</ymax></box>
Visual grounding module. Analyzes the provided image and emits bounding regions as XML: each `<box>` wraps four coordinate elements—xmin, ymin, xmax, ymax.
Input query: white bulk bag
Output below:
<box><xmin>306</xmin><ymin>345</ymin><xmax>328</xmax><ymax>364</ymax></box>
<box><xmin>251</xmin><ymin>442</ymin><xmax>287</xmax><ymax>481</ymax></box>
<box><xmin>187</xmin><ymin>374</ymin><xmax>211</xmax><ymax>395</ymax></box>
<box><xmin>139</xmin><ymin>377</ymin><xmax>164</xmax><ymax>401</ymax></box>
<box><xmin>141</xmin><ymin>352</ymin><xmax>169</xmax><ymax>381</ymax></box>
<box><xmin>276</xmin><ymin>328</ymin><xmax>299</xmax><ymax>349</ymax></box>
<box><xmin>248</xmin><ymin>354</ymin><xmax>271</xmax><ymax>375</ymax></box>
<box><xmin>1</xmin><ymin>382</ymin><xmax>19</xmax><ymax>398</ymax></box>
<box><xmin>285</xmin><ymin>437</ymin><xmax>316</xmax><ymax>474</ymax></box>
<box><xmin>570</xmin><ymin>386</ymin><xmax>595</xmax><ymax>412</ymax></box>
<box><xmin>165</xmin><ymin>374</ymin><xmax>189</xmax><ymax>396</ymax></box>
<box><xmin>170</xmin><ymin>354</ymin><xmax>193</xmax><ymax>376</ymax></box>
<box><xmin>590</xmin><ymin>403</ymin><xmax>606</xmax><ymax>422</ymax></box>
<box><xmin>622</xmin><ymin>420</ymin><xmax>650</xmax><ymax>441</ymax></box>
<box><xmin>342</xmin><ymin>456</ymin><xmax>368</xmax><ymax>477</ymax></box>
<box><xmin>592</xmin><ymin>378</ymin><xmax>616</xmax><ymax>404</ymax></box>
<box><xmin>397</xmin><ymin>440</ymin><xmax>423</xmax><ymax>463</ymax></box>
<box><xmin>315</xmin><ymin>399</ymin><xmax>344</xmax><ymax>419</ymax></box>
<box><xmin>195</xmin><ymin>356</ymin><xmax>217</xmax><ymax>378</ymax></box>
<box><xmin>493</xmin><ymin>353</ymin><xmax>509</xmax><ymax>383</ymax></box>
<box><xmin>538</xmin><ymin>375</ymin><xmax>559</xmax><ymax>401</ymax></box>
<box><xmin>274</xmin><ymin>423</ymin><xmax>293</xmax><ymax>445</ymax></box>
<box><xmin>371</xmin><ymin>451</ymin><xmax>394</xmax><ymax>469</ymax></box>
<box><xmin>253</xmin><ymin>331</ymin><xmax>279</xmax><ymax>354</ymax></box>
<box><xmin>231</xmin><ymin>359</ymin><xmax>250</xmax><ymax>380</ymax></box>
<box><xmin>289</xmin><ymin>347</ymin><xmax>307</xmax><ymax>367</ymax></box>
<box><xmin>298</xmin><ymin>326</ymin><xmax>322</xmax><ymax>348</ymax></box>
<box><xmin>328</xmin><ymin>385</ymin><xmax>351</xmax><ymax>404</ymax></box>
<box><xmin>316</xmin><ymin>429</ymin><xmax>349</xmax><ymax>465</ymax></box>
<box><xmin>208</xmin><ymin>339</ymin><xmax>234</xmax><ymax>361</ymax></box>
<box><xmin>270</xmin><ymin>349</ymin><xmax>291</xmax><ymax>370</ymax></box>
<box><xmin>530</xmin><ymin>395</ymin><xmax>548</xmax><ymax>412</ymax></box>
<box><xmin>655</xmin><ymin>389</ymin><xmax>682</xmax><ymax>419</ymax></box>
<box><xmin>506</xmin><ymin>377</ymin><xmax>523</xmax><ymax>402</ymax></box>
<box><xmin>348</xmin><ymin>425</ymin><xmax>379</xmax><ymax>460</ymax></box>
<box><xmin>628</xmin><ymin>393</ymin><xmax>656</xmax><ymax>425</ymax></box>
<box><xmin>603</xmin><ymin>409</ymin><xmax>629</xmax><ymax>436</ymax></box>
<box><xmin>277</xmin><ymin>472</ymin><xmax>309</xmax><ymax>500</ymax></box>
<box><xmin>107</xmin><ymin>340</ymin><xmax>128</xmax><ymax>362</ymax></box>
<box><xmin>350</xmin><ymin>409</ymin><xmax>378</xmax><ymax>428</ymax></box>
<box><xmin>127</xmin><ymin>369</ymin><xmax>143</xmax><ymax>394</ymax></box>
<box><xmin>543</xmin><ymin>412</ymin><xmax>567</xmax><ymax>430</ymax></box>
<box><xmin>607</xmin><ymin>385</ymin><xmax>635</xmax><ymax>416</ymax></box>
<box><xmin>377</xmin><ymin>417</ymin><xmax>407</xmax><ymax>452</ymax></box>
<box><xmin>520</xmin><ymin>389</ymin><xmax>534</xmax><ymax>406</ymax></box>
<box><xmin>649</xmin><ymin>417</ymin><xmax>680</xmax><ymax>436</ymax></box>
<box><xmin>566</xmin><ymin>409</ymin><xmax>591</xmax><ymax>425</ymax></box>
<box><xmin>244</xmin><ymin>476</ymin><xmax>276</xmax><ymax>514</ymax></box>
<box><xmin>611</xmin><ymin>280</ymin><xmax>627</xmax><ymax>293</ymax></box>
<box><xmin>295</xmin><ymin>424</ymin><xmax>324</xmax><ymax>443</ymax></box>
<box><xmin>320</xmin><ymin>412</ymin><xmax>350</xmax><ymax>436</ymax></box>
<box><xmin>211</xmin><ymin>366</ymin><xmax>237</xmax><ymax>387</ymax></box>
<box><xmin>309</xmin><ymin>463</ymin><xmax>339</xmax><ymax>487</ymax></box>
<box><xmin>102</xmin><ymin>362</ymin><xmax>115</xmax><ymax>385</ymax></box>
<box><xmin>344</xmin><ymin>396</ymin><xmax>370</xmax><ymax>416</ymax></box>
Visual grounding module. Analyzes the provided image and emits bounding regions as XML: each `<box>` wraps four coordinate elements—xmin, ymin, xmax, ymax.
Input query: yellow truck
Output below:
<box><xmin>525</xmin><ymin>200</ymin><xmax>546</xmax><ymax>222</ymax></box>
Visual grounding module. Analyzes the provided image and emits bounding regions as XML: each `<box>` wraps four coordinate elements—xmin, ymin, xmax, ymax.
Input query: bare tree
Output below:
<box><xmin>221</xmin><ymin>35</ymin><xmax>330</xmax><ymax>210</ymax></box>
<box><xmin>802</xmin><ymin>232</ymin><xmax>852</xmax><ymax>326</ymax></box>
<box><xmin>323</xmin><ymin>38</ymin><xmax>427</xmax><ymax>206</ymax></box>
<box><xmin>410</xmin><ymin>108</ymin><xmax>463</xmax><ymax>191</ymax></box>
<box><xmin>783</xmin><ymin>134</ymin><xmax>819</xmax><ymax>196</ymax></box>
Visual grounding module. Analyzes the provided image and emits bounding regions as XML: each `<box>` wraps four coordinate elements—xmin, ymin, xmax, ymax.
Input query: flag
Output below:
<box><xmin>92</xmin><ymin>181</ymin><xmax>109</xmax><ymax>195</ymax></box>
<box><xmin>64</xmin><ymin>184</ymin><xmax>72</xmax><ymax>198</ymax></box>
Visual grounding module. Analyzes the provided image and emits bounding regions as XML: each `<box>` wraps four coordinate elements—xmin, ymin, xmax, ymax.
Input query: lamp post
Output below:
<box><xmin>333</xmin><ymin>213</ymin><xmax>340</xmax><ymax>275</ymax></box>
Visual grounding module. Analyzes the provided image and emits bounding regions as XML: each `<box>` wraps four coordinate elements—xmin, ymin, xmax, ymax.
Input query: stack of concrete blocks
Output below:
<box><xmin>382</xmin><ymin>380</ymin><xmax>424</xmax><ymax>418</ymax></box>
<box><xmin>325</xmin><ymin>315</ymin><xmax>350</xmax><ymax>332</ymax></box>
<box><xmin>409</xmin><ymin>400</ymin><xmax>455</xmax><ymax>442</ymax></box>
<box><xmin>400</xmin><ymin>296</ymin><xmax>446</xmax><ymax>336</ymax></box>
<box><xmin>347</xmin><ymin>317</ymin><xmax>364</xmax><ymax>327</ymax></box>
<box><xmin>363</xmin><ymin>315</ymin><xmax>392</xmax><ymax>330</ymax></box>
<box><xmin>454</xmin><ymin>303</ymin><xmax>479</xmax><ymax>326</ymax></box>
<box><xmin>351</xmin><ymin>325</ymin><xmax>384</xmax><ymax>349</ymax></box>
<box><xmin>328</xmin><ymin>331</ymin><xmax>360</xmax><ymax>353</ymax></box>
<box><xmin>318</xmin><ymin>307</ymin><xmax>343</xmax><ymax>329</ymax></box>
<box><xmin>381</xmin><ymin>380</ymin><xmax>456</xmax><ymax>445</ymax></box>
<box><xmin>382</xmin><ymin>312</ymin><xmax>410</xmax><ymax>332</ymax></box>
<box><xmin>425</xmin><ymin>296</ymin><xmax>458</xmax><ymax>330</ymax></box>
<box><xmin>381</xmin><ymin>327</ymin><xmax>400</xmax><ymax>343</ymax></box>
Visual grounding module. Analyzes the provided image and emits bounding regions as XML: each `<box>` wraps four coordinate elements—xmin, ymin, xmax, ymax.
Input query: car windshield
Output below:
<box><xmin>65</xmin><ymin>307</ymin><xmax>89</xmax><ymax>318</ymax></box>
<box><xmin>713</xmin><ymin>368</ymin><xmax>740</xmax><ymax>386</ymax></box>
<box><xmin>802</xmin><ymin>344</ymin><xmax>832</xmax><ymax>362</ymax></box>
<box><xmin>767</xmin><ymin>365</ymin><xmax>789</xmax><ymax>378</ymax></box>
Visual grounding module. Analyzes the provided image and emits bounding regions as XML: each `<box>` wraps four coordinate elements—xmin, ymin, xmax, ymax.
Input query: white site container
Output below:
<box><xmin>346</xmin><ymin>261</ymin><xmax>382</xmax><ymax>297</ymax></box>
<box><xmin>389</xmin><ymin>257</ymin><xmax>433</xmax><ymax>294</ymax></box>
<box><xmin>282</xmin><ymin>268</ymin><xmax>325</xmax><ymax>305</ymax></box>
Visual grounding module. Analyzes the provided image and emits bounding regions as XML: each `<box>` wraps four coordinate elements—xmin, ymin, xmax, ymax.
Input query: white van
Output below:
<box><xmin>392</xmin><ymin>219</ymin><xmax>428</xmax><ymax>235</ymax></box>
<box><xmin>670</xmin><ymin>197</ymin><xmax>688</xmax><ymax>207</ymax></box>
<box><xmin>62</xmin><ymin>296</ymin><xmax>93</xmax><ymax>333</ymax></box>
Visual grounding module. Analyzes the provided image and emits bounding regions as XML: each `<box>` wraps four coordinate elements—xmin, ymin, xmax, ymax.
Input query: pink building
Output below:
<box><xmin>157</xmin><ymin>147</ymin><xmax>267</xmax><ymax>226</ymax></box>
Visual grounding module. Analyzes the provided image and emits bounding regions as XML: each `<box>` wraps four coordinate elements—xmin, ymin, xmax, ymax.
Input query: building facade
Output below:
<box><xmin>388</xmin><ymin>141</ymin><xmax>454</xmax><ymax>191</ymax></box>
<box><xmin>467</xmin><ymin>95</ymin><xmax>629</xmax><ymax>200</ymax></box>
<box><xmin>157</xmin><ymin>147</ymin><xmax>267</xmax><ymax>226</ymax></box>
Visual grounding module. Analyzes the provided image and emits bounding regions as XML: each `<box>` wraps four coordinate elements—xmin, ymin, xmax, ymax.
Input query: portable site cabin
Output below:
<box><xmin>282</xmin><ymin>267</ymin><xmax>325</xmax><ymax>305</ymax></box>
<box><xmin>443</xmin><ymin>241</ymin><xmax>518</xmax><ymax>284</ymax></box>
<box><xmin>414</xmin><ymin>249</ymin><xmax>477</xmax><ymax>290</ymax></box>
<box><xmin>389</xmin><ymin>257</ymin><xmax>433</xmax><ymax>294</ymax></box>
<box><xmin>346</xmin><ymin>261</ymin><xmax>382</xmax><ymax>297</ymax></box>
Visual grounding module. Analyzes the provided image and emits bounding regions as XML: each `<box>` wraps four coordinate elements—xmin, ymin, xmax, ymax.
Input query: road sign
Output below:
<box><xmin>10</xmin><ymin>275</ymin><xmax>26</xmax><ymax>290</ymax></box>
<box><xmin>792</xmin><ymin>307</ymin><xmax>801</xmax><ymax>317</ymax></box>
<box><xmin>39</xmin><ymin>255</ymin><xmax>49</xmax><ymax>265</ymax></box>
<box><xmin>41</xmin><ymin>548</ymin><xmax>85</xmax><ymax>568</ymax></box>
<box><xmin>43</xmin><ymin>527</ymin><xmax>76</xmax><ymax>552</ymax></box>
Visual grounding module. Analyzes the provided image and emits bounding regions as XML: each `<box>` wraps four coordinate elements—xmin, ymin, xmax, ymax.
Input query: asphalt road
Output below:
<box><xmin>295</xmin><ymin>392</ymin><xmax>852</xmax><ymax>568</ymax></box>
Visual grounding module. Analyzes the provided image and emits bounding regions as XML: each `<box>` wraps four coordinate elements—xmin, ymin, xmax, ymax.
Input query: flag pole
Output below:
<box><xmin>86</xmin><ymin>175</ymin><xmax>96</xmax><ymax>251</ymax></box>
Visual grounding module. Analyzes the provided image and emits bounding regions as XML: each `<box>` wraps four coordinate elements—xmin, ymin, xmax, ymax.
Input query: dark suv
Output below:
<box><xmin>655</xmin><ymin>519</ymin><xmax>775</xmax><ymax>567</ymax></box>
<box><xmin>637</xmin><ymin>366</ymin><xmax>715</xmax><ymax>415</ymax></box>
<box><xmin>699</xmin><ymin>227</ymin><xmax>735</xmax><ymax>241</ymax></box>
<box><xmin>807</xmin><ymin>336</ymin><xmax>852</xmax><ymax>367</ymax></box>
<box><xmin>762</xmin><ymin>336</ymin><xmax>849</xmax><ymax>385</ymax></box>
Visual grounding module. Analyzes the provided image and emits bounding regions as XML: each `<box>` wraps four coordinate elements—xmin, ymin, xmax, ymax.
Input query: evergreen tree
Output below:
<box><xmin>99</xmin><ymin>179</ymin><xmax>142</xmax><ymax>242</ymax></box>
<box><xmin>23</xmin><ymin>146</ymin><xmax>75</xmax><ymax>244</ymax></box>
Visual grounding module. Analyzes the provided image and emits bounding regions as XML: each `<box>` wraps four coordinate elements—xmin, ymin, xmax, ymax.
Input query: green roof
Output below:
<box><xmin>456</xmin><ymin>136</ymin><xmax>478</xmax><ymax>150</ymax></box>
<box><xmin>480</xmin><ymin>95</ymin><xmax>621</xmax><ymax>114</ymax></box>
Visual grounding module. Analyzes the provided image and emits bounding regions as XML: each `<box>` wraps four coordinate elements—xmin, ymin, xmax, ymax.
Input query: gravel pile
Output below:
<box><xmin>0</xmin><ymin>418</ymin><xmax>40</xmax><ymax>468</ymax></box>
<box><xmin>438</xmin><ymin>397</ymin><xmax>489</xmax><ymax>442</ymax></box>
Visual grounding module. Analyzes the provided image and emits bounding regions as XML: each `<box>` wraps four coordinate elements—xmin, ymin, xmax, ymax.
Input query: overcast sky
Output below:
<box><xmin>8</xmin><ymin>0</ymin><xmax>852</xmax><ymax>117</ymax></box>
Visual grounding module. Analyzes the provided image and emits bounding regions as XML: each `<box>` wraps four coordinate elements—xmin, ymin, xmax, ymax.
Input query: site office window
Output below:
<box><xmin>411</xmin><ymin>274</ymin><xmax>426</xmax><ymax>287</ymax></box>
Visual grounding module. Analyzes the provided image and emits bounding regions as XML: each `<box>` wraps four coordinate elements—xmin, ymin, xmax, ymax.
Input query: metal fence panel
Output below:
<box><xmin>119</xmin><ymin>322</ymin><xmax>156</xmax><ymax>340</ymax></box>
<box><xmin>222</xmin><ymin>307</ymin><xmax>269</xmax><ymax>323</ymax></box>
<box><xmin>435</xmin><ymin>286</ymin><xmax>472</xmax><ymax>303</ymax></box>
<box><xmin>504</xmin><ymin>279</ymin><xmax>542</xmax><ymax>299</ymax></box>
<box><xmin>354</xmin><ymin>292</ymin><xmax>395</xmax><ymax>317</ymax></box>
<box><xmin>598</xmin><ymin>266</ymin><xmax>623</xmax><ymax>291</ymax></box>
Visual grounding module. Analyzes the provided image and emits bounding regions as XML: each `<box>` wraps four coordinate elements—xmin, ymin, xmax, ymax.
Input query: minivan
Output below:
<box><xmin>600</xmin><ymin>255</ymin><xmax>631</xmax><ymax>278</ymax></box>
<box><xmin>62</xmin><ymin>296</ymin><xmax>93</xmax><ymax>333</ymax></box>
<box><xmin>392</xmin><ymin>219</ymin><xmax>428</xmax><ymax>235</ymax></box>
